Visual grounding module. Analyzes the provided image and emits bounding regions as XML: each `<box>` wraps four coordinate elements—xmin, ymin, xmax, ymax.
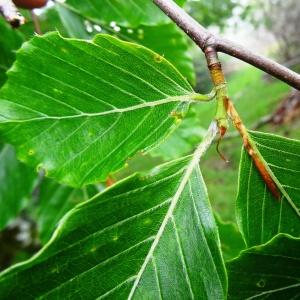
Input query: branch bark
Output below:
<box><xmin>153</xmin><ymin>0</ymin><xmax>300</xmax><ymax>90</ymax></box>
<box><xmin>0</xmin><ymin>0</ymin><xmax>25</xmax><ymax>28</ymax></box>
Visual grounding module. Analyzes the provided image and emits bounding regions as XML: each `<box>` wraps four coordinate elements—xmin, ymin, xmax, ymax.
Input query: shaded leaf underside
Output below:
<box><xmin>237</xmin><ymin>131</ymin><xmax>300</xmax><ymax>246</ymax></box>
<box><xmin>0</xmin><ymin>32</ymin><xmax>196</xmax><ymax>187</ymax></box>
<box><xmin>227</xmin><ymin>234</ymin><xmax>300</xmax><ymax>299</ymax></box>
<box><xmin>34</xmin><ymin>179</ymin><xmax>99</xmax><ymax>244</ymax></box>
<box><xmin>0</xmin><ymin>154</ymin><xmax>226</xmax><ymax>299</ymax></box>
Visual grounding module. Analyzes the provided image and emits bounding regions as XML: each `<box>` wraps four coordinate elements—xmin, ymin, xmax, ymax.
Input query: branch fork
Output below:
<box><xmin>154</xmin><ymin>0</ymin><xmax>283</xmax><ymax>199</ymax></box>
<box><xmin>153</xmin><ymin>0</ymin><xmax>300</xmax><ymax>90</ymax></box>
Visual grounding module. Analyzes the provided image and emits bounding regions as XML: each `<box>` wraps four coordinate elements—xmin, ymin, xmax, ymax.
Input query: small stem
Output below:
<box><xmin>190</xmin><ymin>89</ymin><xmax>216</xmax><ymax>101</ymax></box>
<box><xmin>202</xmin><ymin>46</ymin><xmax>229</xmax><ymax>162</ymax></box>
<box><xmin>30</xmin><ymin>10</ymin><xmax>42</xmax><ymax>35</ymax></box>
<box><xmin>204</xmin><ymin>46</ymin><xmax>229</xmax><ymax>134</ymax></box>
<box><xmin>154</xmin><ymin>0</ymin><xmax>283</xmax><ymax>200</ymax></box>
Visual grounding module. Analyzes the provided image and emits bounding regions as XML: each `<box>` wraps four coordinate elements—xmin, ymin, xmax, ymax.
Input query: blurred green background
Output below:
<box><xmin>1</xmin><ymin>0</ymin><xmax>300</xmax><ymax>269</ymax></box>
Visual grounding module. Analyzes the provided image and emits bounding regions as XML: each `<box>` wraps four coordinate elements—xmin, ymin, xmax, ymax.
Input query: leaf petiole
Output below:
<box><xmin>190</xmin><ymin>88</ymin><xmax>216</xmax><ymax>102</ymax></box>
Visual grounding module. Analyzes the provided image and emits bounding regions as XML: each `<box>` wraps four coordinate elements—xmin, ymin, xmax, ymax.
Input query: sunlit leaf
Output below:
<box><xmin>0</xmin><ymin>33</ymin><xmax>199</xmax><ymax>187</ymax></box>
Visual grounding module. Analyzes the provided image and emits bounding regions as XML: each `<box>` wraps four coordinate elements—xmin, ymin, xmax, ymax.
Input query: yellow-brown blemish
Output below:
<box><xmin>170</xmin><ymin>111</ymin><xmax>183</xmax><ymax>125</ymax></box>
<box><xmin>154</xmin><ymin>53</ymin><xmax>163</xmax><ymax>63</ymax></box>
<box><xmin>143</xmin><ymin>218</ymin><xmax>152</xmax><ymax>225</ymax></box>
<box><xmin>105</xmin><ymin>176</ymin><xmax>115</xmax><ymax>187</ymax></box>
<box><xmin>28</xmin><ymin>149</ymin><xmax>35</xmax><ymax>156</ymax></box>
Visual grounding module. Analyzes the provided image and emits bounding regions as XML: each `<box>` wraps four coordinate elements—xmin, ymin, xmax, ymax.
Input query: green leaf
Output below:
<box><xmin>227</xmin><ymin>234</ymin><xmax>300</xmax><ymax>299</ymax></box>
<box><xmin>34</xmin><ymin>179</ymin><xmax>99</xmax><ymax>244</ymax></box>
<box><xmin>0</xmin><ymin>152</ymin><xmax>227</xmax><ymax>299</ymax></box>
<box><xmin>56</xmin><ymin>4</ymin><xmax>195</xmax><ymax>84</ymax></box>
<box><xmin>130</xmin><ymin>23</ymin><xmax>195</xmax><ymax>85</ymax></box>
<box><xmin>61</xmin><ymin>0</ymin><xmax>186</xmax><ymax>28</ymax></box>
<box><xmin>0</xmin><ymin>19</ymin><xmax>24</xmax><ymax>86</ymax></box>
<box><xmin>237</xmin><ymin>131</ymin><xmax>300</xmax><ymax>247</ymax></box>
<box><xmin>215</xmin><ymin>215</ymin><xmax>245</xmax><ymax>261</ymax></box>
<box><xmin>0</xmin><ymin>145</ymin><xmax>36</xmax><ymax>230</ymax></box>
<box><xmin>151</xmin><ymin>107</ymin><xmax>207</xmax><ymax>160</ymax></box>
<box><xmin>0</xmin><ymin>32</ymin><xmax>197</xmax><ymax>187</ymax></box>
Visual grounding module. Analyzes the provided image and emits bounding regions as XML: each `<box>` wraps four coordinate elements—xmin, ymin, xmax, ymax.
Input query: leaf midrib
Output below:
<box><xmin>128</xmin><ymin>122</ymin><xmax>218</xmax><ymax>299</ymax></box>
<box><xmin>247</xmin><ymin>135</ymin><xmax>300</xmax><ymax>219</ymax></box>
<box><xmin>0</xmin><ymin>94</ymin><xmax>196</xmax><ymax>123</ymax></box>
<box><xmin>245</xmin><ymin>282</ymin><xmax>300</xmax><ymax>300</ymax></box>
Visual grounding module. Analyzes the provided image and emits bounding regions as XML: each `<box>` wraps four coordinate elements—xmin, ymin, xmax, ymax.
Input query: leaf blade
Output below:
<box><xmin>0</xmin><ymin>32</ymin><xmax>195</xmax><ymax>187</ymax></box>
<box><xmin>227</xmin><ymin>234</ymin><xmax>300</xmax><ymax>300</ymax></box>
<box><xmin>0</xmin><ymin>126</ymin><xmax>227</xmax><ymax>299</ymax></box>
<box><xmin>34</xmin><ymin>179</ymin><xmax>99</xmax><ymax>244</ymax></box>
<box><xmin>237</xmin><ymin>131</ymin><xmax>300</xmax><ymax>246</ymax></box>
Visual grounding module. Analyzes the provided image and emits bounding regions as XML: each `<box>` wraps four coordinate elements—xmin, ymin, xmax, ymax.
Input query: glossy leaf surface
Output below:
<box><xmin>0</xmin><ymin>156</ymin><xmax>226</xmax><ymax>299</ymax></box>
<box><xmin>0</xmin><ymin>33</ymin><xmax>195</xmax><ymax>187</ymax></box>
<box><xmin>237</xmin><ymin>131</ymin><xmax>300</xmax><ymax>246</ymax></box>
<box><xmin>0</xmin><ymin>145</ymin><xmax>36</xmax><ymax>230</ymax></box>
<box><xmin>227</xmin><ymin>234</ymin><xmax>300</xmax><ymax>299</ymax></box>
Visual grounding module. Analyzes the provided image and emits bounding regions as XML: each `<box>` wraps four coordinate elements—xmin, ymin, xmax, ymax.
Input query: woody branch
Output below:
<box><xmin>153</xmin><ymin>0</ymin><xmax>300</xmax><ymax>90</ymax></box>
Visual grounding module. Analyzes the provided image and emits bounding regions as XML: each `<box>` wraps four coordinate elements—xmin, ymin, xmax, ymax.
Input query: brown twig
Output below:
<box><xmin>0</xmin><ymin>0</ymin><xmax>25</xmax><ymax>28</ymax></box>
<box><xmin>205</xmin><ymin>48</ymin><xmax>281</xmax><ymax>199</ymax></box>
<box><xmin>227</xmin><ymin>100</ymin><xmax>280</xmax><ymax>199</ymax></box>
<box><xmin>153</xmin><ymin>0</ymin><xmax>300</xmax><ymax>90</ymax></box>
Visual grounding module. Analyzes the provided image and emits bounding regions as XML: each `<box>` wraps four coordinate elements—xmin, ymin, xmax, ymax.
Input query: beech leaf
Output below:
<box><xmin>0</xmin><ymin>151</ymin><xmax>226</xmax><ymax>299</ymax></box>
<box><xmin>0</xmin><ymin>33</ymin><xmax>197</xmax><ymax>187</ymax></box>
<box><xmin>227</xmin><ymin>234</ymin><xmax>300</xmax><ymax>299</ymax></box>
<box><xmin>237</xmin><ymin>131</ymin><xmax>300</xmax><ymax>246</ymax></box>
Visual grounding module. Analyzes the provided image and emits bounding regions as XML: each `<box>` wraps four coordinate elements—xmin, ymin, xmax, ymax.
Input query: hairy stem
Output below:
<box><xmin>227</xmin><ymin>100</ymin><xmax>281</xmax><ymax>199</ymax></box>
<box><xmin>153</xmin><ymin>0</ymin><xmax>300</xmax><ymax>90</ymax></box>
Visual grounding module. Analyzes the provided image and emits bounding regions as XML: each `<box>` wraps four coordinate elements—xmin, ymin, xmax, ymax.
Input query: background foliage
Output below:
<box><xmin>0</xmin><ymin>0</ymin><xmax>299</xmax><ymax>298</ymax></box>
